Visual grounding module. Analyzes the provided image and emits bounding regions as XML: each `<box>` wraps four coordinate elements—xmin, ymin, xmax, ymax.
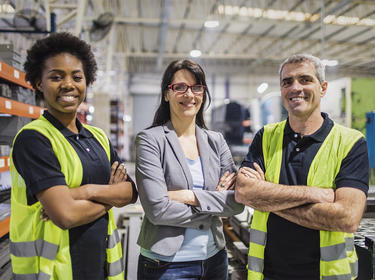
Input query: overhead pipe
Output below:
<box><xmin>156</xmin><ymin>0</ymin><xmax>171</xmax><ymax>72</ymax></box>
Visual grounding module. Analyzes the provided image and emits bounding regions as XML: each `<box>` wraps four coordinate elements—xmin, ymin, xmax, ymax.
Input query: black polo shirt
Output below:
<box><xmin>12</xmin><ymin>111</ymin><xmax>121</xmax><ymax>280</ymax></box>
<box><xmin>241</xmin><ymin>113</ymin><xmax>369</xmax><ymax>280</ymax></box>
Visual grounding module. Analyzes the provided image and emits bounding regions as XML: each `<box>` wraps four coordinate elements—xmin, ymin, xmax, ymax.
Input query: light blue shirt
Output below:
<box><xmin>141</xmin><ymin>156</ymin><xmax>219</xmax><ymax>261</ymax></box>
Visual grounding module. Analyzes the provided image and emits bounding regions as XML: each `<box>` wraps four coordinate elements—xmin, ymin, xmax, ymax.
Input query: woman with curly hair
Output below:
<box><xmin>10</xmin><ymin>32</ymin><xmax>137</xmax><ymax>280</ymax></box>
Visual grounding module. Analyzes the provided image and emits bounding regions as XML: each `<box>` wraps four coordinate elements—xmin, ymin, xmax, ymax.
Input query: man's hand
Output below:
<box><xmin>239</xmin><ymin>162</ymin><xmax>265</xmax><ymax>181</ymax></box>
<box><xmin>235</xmin><ymin>162</ymin><xmax>335</xmax><ymax>212</ymax></box>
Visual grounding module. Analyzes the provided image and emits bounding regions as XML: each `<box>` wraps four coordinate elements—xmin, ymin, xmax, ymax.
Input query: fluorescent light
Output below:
<box><xmin>204</xmin><ymin>20</ymin><xmax>219</xmax><ymax>28</ymax></box>
<box><xmin>190</xmin><ymin>49</ymin><xmax>202</xmax><ymax>58</ymax></box>
<box><xmin>123</xmin><ymin>115</ymin><xmax>132</xmax><ymax>122</ymax></box>
<box><xmin>0</xmin><ymin>4</ymin><xmax>15</xmax><ymax>13</ymax></box>
<box><xmin>257</xmin><ymin>82</ymin><xmax>268</xmax><ymax>94</ymax></box>
<box><xmin>322</xmin><ymin>59</ymin><xmax>339</xmax><ymax>67</ymax></box>
<box><xmin>217</xmin><ymin>5</ymin><xmax>375</xmax><ymax>27</ymax></box>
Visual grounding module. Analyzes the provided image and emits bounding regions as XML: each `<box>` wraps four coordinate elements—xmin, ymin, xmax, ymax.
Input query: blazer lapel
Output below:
<box><xmin>164</xmin><ymin>121</ymin><xmax>193</xmax><ymax>189</ymax></box>
<box><xmin>196</xmin><ymin>126</ymin><xmax>215</xmax><ymax>190</ymax></box>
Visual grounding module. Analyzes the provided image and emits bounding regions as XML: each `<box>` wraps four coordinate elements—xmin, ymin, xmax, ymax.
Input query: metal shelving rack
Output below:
<box><xmin>0</xmin><ymin>60</ymin><xmax>42</xmax><ymax>278</ymax></box>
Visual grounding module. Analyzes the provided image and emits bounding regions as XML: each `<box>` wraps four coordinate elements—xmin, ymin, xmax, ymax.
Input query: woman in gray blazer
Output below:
<box><xmin>136</xmin><ymin>59</ymin><xmax>244</xmax><ymax>279</ymax></box>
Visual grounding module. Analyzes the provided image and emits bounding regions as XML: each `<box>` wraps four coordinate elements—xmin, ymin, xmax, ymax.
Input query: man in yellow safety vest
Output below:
<box><xmin>235</xmin><ymin>54</ymin><xmax>369</xmax><ymax>280</ymax></box>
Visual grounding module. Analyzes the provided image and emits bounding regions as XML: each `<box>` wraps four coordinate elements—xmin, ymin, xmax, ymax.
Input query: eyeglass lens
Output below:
<box><xmin>172</xmin><ymin>83</ymin><xmax>204</xmax><ymax>94</ymax></box>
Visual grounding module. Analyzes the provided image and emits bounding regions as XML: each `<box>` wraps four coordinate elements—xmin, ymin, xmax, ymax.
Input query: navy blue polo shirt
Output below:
<box><xmin>12</xmin><ymin>111</ymin><xmax>121</xmax><ymax>280</ymax></box>
<box><xmin>242</xmin><ymin>113</ymin><xmax>369</xmax><ymax>280</ymax></box>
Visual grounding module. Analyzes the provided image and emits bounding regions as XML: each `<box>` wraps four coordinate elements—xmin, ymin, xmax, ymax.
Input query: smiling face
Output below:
<box><xmin>280</xmin><ymin>61</ymin><xmax>327</xmax><ymax>120</ymax></box>
<box><xmin>36</xmin><ymin>53</ymin><xmax>86</xmax><ymax>120</ymax></box>
<box><xmin>165</xmin><ymin>69</ymin><xmax>204</xmax><ymax>123</ymax></box>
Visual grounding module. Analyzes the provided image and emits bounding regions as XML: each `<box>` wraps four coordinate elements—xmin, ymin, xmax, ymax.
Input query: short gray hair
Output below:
<box><xmin>279</xmin><ymin>54</ymin><xmax>325</xmax><ymax>84</ymax></box>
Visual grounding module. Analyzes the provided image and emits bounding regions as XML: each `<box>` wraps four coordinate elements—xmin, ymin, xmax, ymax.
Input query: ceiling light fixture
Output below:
<box><xmin>257</xmin><ymin>82</ymin><xmax>269</xmax><ymax>94</ymax></box>
<box><xmin>204</xmin><ymin>20</ymin><xmax>219</xmax><ymax>28</ymax></box>
<box><xmin>322</xmin><ymin>59</ymin><xmax>339</xmax><ymax>67</ymax></box>
<box><xmin>217</xmin><ymin>5</ymin><xmax>375</xmax><ymax>27</ymax></box>
<box><xmin>190</xmin><ymin>49</ymin><xmax>202</xmax><ymax>58</ymax></box>
<box><xmin>0</xmin><ymin>4</ymin><xmax>15</xmax><ymax>13</ymax></box>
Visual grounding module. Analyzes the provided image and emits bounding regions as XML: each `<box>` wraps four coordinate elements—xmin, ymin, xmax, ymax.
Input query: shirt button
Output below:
<box><xmin>294</xmin><ymin>134</ymin><xmax>298</xmax><ymax>138</ymax></box>
<box><xmin>296</xmin><ymin>147</ymin><xmax>300</xmax><ymax>152</ymax></box>
<box><xmin>86</xmin><ymin>148</ymin><xmax>90</xmax><ymax>152</ymax></box>
<box><xmin>199</xmin><ymin>224</ymin><xmax>204</xmax><ymax>230</ymax></box>
<box><xmin>207</xmin><ymin>206</ymin><xmax>211</xmax><ymax>210</ymax></box>
<box><xmin>76</xmin><ymin>135</ymin><xmax>79</xmax><ymax>140</ymax></box>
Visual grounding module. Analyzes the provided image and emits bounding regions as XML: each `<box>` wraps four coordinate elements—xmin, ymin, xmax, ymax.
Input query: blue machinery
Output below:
<box><xmin>366</xmin><ymin>112</ymin><xmax>375</xmax><ymax>168</ymax></box>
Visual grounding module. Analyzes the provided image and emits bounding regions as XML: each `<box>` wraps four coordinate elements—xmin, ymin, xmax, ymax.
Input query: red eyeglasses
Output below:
<box><xmin>168</xmin><ymin>83</ymin><xmax>206</xmax><ymax>95</ymax></box>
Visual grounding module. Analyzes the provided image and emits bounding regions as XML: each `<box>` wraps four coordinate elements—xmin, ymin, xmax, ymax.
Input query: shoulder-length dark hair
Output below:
<box><xmin>151</xmin><ymin>59</ymin><xmax>211</xmax><ymax>129</ymax></box>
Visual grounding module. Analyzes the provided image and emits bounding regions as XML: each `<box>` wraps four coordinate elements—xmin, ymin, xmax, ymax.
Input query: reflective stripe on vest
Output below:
<box><xmin>321</xmin><ymin>237</ymin><xmax>355</xmax><ymax>262</ymax></box>
<box><xmin>108</xmin><ymin>228</ymin><xmax>121</xmax><ymax>249</ymax></box>
<box><xmin>10</xmin><ymin>116</ymin><xmax>124</xmax><ymax>279</ymax></box>
<box><xmin>108</xmin><ymin>258</ymin><xmax>125</xmax><ymax>277</ymax></box>
<box><xmin>247</xmin><ymin>121</ymin><xmax>363</xmax><ymax>279</ymax></box>
<box><xmin>248</xmin><ymin>255</ymin><xmax>263</xmax><ymax>273</ymax></box>
<box><xmin>10</xmin><ymin>239</ymin><xmax>58</xmax><ymax>260</ymax></box>
<box><xmin>13</xmin><ymin>271</ymin><xmax>50</xmax><ymax>280</ymax></box>
<box><xmin>249</xmin><ymin>228</ymin><xmax>266</xmax><ymax>246</ymax></box>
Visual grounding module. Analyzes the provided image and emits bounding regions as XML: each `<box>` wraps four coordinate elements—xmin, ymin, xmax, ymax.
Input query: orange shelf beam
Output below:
<box><xmin>0</xmin><ymin>216</ymin><xmax>10</xmax><ymax>238</ymax></box>
<box><xmin>0</xmin><ymin>61</ymin><xmax>33</xmax><ymax>90</ymax></box>
<box><xmin>0</xmin><ymin>97</ymin><xmax>43</xmax><ymax>119</ymax></box>
<box><xmin>0</xmin><ymin>156</ymin><xmax>10</xmax><ymax>173</ymax></box>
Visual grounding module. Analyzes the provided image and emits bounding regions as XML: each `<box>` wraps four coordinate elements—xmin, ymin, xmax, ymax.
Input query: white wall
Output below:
<box><xmin>321</xmin><ymin>77</ymin><xmax>351</xmax><ymax>126</ymax></box>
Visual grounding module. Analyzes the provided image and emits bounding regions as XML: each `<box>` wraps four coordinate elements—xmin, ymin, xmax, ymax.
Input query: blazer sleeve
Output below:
<box><xmin>136</xmin><ymin>130</ymin><xmax>211</xmax><ymax>228</ymax></box>
<box><xmin>193</xmin><ymin>132</ymin><xmax>244</xmax><ymax>216</ymax></box>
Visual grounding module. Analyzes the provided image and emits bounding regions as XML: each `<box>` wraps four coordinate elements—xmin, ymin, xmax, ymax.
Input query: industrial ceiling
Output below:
<box><xmin>1</xmin><ymin>0</ymin><xmax>375</xmax><ymax>87</ymax></box>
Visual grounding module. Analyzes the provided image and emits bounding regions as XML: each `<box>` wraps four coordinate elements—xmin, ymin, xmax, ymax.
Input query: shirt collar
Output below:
<box><xmin>43</xmin><ymin>111</ymin><xmax>90</xmax><ymax>138</ymax></box>
<box><xmin>285</xmin><ymin>112</ymin><xmax>333</xmax><ymax>142</ymax></box>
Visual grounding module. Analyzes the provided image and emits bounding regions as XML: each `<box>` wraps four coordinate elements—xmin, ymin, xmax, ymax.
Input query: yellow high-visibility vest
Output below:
<box><xmin>10</xmin><ymin>115</ymin><xmax>125</xmax><ymax>280</ymax></box>
<box><xmin>248</xmin><ymin>120</ymin><xmax>363</xmax><ymax>280</ymax></box>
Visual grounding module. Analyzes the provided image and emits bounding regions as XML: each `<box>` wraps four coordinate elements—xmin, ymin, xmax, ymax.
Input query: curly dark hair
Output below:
<box><xmin>151</xmin><ymin>59</ymin><xmax>211</xmax><ymax>129</ymax></box>
<box><xmin>24</xmin><ymin>32</ymin><xmax>97</xmax><ymax>98</ymax></box>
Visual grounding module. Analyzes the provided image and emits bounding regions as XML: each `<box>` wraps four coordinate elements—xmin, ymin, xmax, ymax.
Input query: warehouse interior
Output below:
<box><xmin>1</xmin><ymin>0</ymin><xmax>375</xmax><ymax>279</ymax></box>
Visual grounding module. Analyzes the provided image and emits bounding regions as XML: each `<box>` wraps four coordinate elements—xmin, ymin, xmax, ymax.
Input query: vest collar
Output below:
<box><xmin>43</xmin><ymin>111</ymin><xmax>90</xmax><ymax>138</ymax></box>
<box><xmin>285</xmin><ymin>112</ymin><xmax>333</xmax><ymax>143</ymax></box>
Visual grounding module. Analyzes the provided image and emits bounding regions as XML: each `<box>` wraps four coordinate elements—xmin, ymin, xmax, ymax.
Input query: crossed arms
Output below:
<box><xmin>37</xmin><ymin>161</ymin><xmax>137</xmax><ymax>230</ymax></box>
<box><xmin>234</xmin><ymin>164</ymin><xmax>366</xmax><ymax>233</ymax></box>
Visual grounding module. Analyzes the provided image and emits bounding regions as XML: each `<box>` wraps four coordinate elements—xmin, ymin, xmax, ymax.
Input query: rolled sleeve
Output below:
<box><xmin>12</xmin><ymin>129</ymin><xmax>67</xmax><ymax>204</ymax></box>
<box><xmin>335</xmin><ymin>138</ymin><xmax>369</xmax><ymax>196</ymax></box>
<box><xmin>193</xmin><ymin>190</ymin><xmax>244</xmax><ymax>216</ymax></box>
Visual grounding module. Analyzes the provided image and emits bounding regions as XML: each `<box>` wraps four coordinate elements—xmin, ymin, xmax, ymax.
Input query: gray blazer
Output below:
<box><xmin>135</xmin><ymin>121</ymin><xmax>244</xmax><ymax>256</ymax></box>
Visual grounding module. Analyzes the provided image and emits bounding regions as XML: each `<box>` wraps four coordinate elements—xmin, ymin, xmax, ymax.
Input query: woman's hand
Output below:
<box><xmin>109</xmin><ymin>161</ymin><xmax>128</xmax><ymax>184</ymax></box>
<box><xmin>216</xmin><ymin>171</ymin><xmax>236</xmax><ymax>191</ymax></box>
<box><xmin>168</xmin><ymin>190</ymin><xmax>199</xmax><ymax>206</ymax></box>
<box><xmin>239</xmin><ymin>162</ymin><xmax>265</xmax><ymax>181</ymax></box>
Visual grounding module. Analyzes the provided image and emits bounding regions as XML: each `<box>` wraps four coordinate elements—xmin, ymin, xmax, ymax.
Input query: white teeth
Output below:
<box><xmin>60</xmin><ymin>96</ymin><xmax>76</xmax><ymax>102</ymax></box>
<box><xmin>291</xmin><ymin>97</ymin><xmax>304</xmax><ymax>101</ymax></box>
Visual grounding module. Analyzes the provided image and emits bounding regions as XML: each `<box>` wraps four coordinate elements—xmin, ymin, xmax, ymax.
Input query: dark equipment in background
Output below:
<box><xmin>212</xmin><ymin>101</ymin><xmax>252</xmax><ymax>145</ymax></box>
<box><xmin>89</xmin><ymin>12</ymin><xmax>114</xmax><ymax>42</ymax></box>
<box><xmin>211</xmin><ymin>101</ymin><xmax>252</xmax><ymax>165</ymax></box>
<box><xmin>366</xmin><ymin>111</ymin><xmax>375</xmax><ymax>169</ymax></box>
